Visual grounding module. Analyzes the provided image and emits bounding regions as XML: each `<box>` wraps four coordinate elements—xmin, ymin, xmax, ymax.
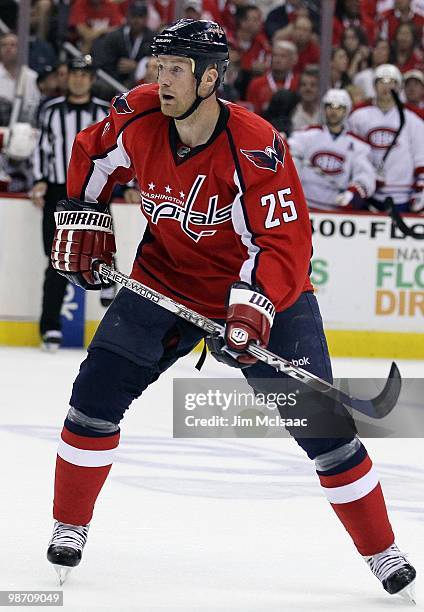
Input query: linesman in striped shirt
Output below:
<box><xmin>30</xmin><ymin>56</ymin><xmax>111</xmax><ymax>351</ymax></box>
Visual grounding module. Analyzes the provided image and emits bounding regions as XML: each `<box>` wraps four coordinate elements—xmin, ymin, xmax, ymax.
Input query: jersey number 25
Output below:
<box><xmin>261</xmin><ymin>187</ymin><xmax>297</xmax><ymax>229</ymax></box>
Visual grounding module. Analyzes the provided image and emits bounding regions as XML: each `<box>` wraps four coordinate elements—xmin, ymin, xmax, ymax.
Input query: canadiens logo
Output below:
<box><xmin>112</xmin><ymin>92</ymin><xmax>134</xmax><ymax>114</ymax></box>
<box><xmin>311</xmin><ymin>151</ymin><xmax>345</xmax><ymax>175</ymax></box>
<box><xmin>367</xmin><ymin>127</ymin><xmax>398</xmax><ymax>149</ymax></box>
<box><xmin>141</xmin><ymin>175</ymin><xmax>232</xmax><ymax>242</ymax></box>
<box><xmin>240</xmin><ymin>132</ymin><xmax>285</xmax><ymax>172</ymax></box>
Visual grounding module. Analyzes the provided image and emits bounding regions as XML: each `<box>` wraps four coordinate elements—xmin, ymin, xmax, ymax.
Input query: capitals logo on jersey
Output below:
<box><xmin>140</xmin><ymin>174</ymin><xmax>232</xmax><ymax>242</ymax></box>
<box><xmin>240</xmin><ymin>132</ymin><xmax>285</xmax><ymax>172</ymax></box>
<box><xmin>112</xmin><ymin>92</ymin><xmax>134</xmax><ymax>114</ymax></box>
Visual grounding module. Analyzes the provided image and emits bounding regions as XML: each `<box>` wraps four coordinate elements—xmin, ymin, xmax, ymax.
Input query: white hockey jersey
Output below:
<box><xmin>348</xmin><ymin>103</ymin><xmax>424</xmax><ymax>204</ymax></box>
<box><xmin>288</xmin><ymin>125</ymin><xmax>376</xmax><ymax>210</ymax></box>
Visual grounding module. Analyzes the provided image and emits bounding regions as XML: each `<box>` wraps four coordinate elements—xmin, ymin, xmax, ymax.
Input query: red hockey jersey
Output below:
<box><xmin>67</xmin><ymin>83</ymin><xmax>313</xmax><ymax>318</ymax></box>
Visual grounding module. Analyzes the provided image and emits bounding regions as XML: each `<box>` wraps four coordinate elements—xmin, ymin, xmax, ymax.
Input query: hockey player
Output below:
<box><xmin>46</xmin><ymin>20</ymin><xmax>416</xmax><ymax>601</ymax></box>
<box><xmin>288</xmin><ymin>88</ymin><xmax>376</xmax><ymax>210</ymax></box>
<box><xmin>349</xmin><ymin>63</ymin><xmax>424</xmax><ymax>212</ymax></box>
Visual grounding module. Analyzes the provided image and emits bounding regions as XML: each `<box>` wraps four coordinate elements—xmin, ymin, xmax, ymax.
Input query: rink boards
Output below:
<box><xmin>0</xmin><ymin>195</ymin><xmax>423</xmax><ymax>358</ymax></box>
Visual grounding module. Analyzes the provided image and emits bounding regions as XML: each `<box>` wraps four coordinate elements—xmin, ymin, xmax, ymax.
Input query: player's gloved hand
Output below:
<box><xmin>206</xmin><ymin>282</ymin><xmax>275</xmax><ymax>369</ymax></box>
<box><xmin>51</xmin><ymin>198</ymin><xmax>116</xmax><ymax>290</ymax></box>
<box><xmin>335</xmin><ymin>187</ymin><xmax>365</xmax><ymax>209</ymax></box>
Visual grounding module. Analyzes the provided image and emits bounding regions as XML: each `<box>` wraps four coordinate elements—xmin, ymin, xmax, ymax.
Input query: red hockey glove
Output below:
<box><xmin>51</xmin><ymin>198</ymin><xmax>116</xmax><ymax>290</ymax></box>
<box><xmin>207</xmin><ymin>282</ymin><xmax>275</xmax><ymax>369</ymax></box>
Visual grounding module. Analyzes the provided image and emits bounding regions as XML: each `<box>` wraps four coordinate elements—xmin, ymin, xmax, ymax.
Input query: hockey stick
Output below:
<box><xmin>385</xmin><ymin>197</ymin><xmax>424</xmax><ymax>240</ymax></box>
<box><xmin>98</xmin><ymin>264</ymin><xmax>401</xmax><ymax>419</ymax></box>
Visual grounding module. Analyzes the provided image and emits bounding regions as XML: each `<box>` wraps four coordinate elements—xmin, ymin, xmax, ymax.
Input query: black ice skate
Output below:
<box><xmin>364</xmin><ymin>543</ymin><xmax>416</xmax><ymax>604</ymax></box>
<box><xmin>41</xmin><ymin>331</ymin><xmax>62</xmax><ymax>353</ymax></box>
<box><xmin>47</xmin><ymin>521</ymin><xmax>90</xmax><ymax>585</ymax></box>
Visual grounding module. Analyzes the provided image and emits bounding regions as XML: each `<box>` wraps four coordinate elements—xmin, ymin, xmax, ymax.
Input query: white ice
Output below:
<box><xmin>0</xmin><ymin>347</ymin><xmax>423</xmax><ymax>611</ymax></box>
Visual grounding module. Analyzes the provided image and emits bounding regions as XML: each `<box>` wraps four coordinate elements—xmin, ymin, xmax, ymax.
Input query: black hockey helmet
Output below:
<box><xmin>152</xmin><ymin>19</ymin><xmax>229</xmax><ymax>118</ymax></box>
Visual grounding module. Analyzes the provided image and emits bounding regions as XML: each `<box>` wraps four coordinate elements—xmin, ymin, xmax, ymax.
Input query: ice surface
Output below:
<box><xmin>0</xmin><ymin>347</ymin><xmax>422</xmax><ymax>611</ymax></box>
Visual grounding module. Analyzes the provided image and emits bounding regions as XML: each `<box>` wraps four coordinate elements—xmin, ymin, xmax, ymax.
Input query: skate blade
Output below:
<box><xmin>398</xmin><ymin>579</ymin><xmax>416</xmax><ymax>605</ymax></box>
<box><xmin>53</xmin><ymin>564</ymin><xmax>72</xmax><ymax>585</ymax></box>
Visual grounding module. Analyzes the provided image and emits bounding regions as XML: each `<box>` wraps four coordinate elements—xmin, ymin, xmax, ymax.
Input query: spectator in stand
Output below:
<box><xmin>218</xmin><ymin>1</ymin><xmax>250</xmax><ymax>38</ymax></box>
<box><xmin>391</xmin><ymin>22</ymin><xmax>424</xmax><ymax>71</ymax></box>
<box><xmin>229</xmin><ymin>5</ymin><xmax>271</xmax><ymax>98</ymax></box>
<box><xmin>265</xmin><ymin>0</ymin><xmax>311</xmax><ymax>39</ymax></box>
<box><xmin>283</xmin><ymin>16</ymin><xmax>320</xmax><ymax>74</ymax></box>
<box><xmin>92</xmin><ymin>1</ymin><xmax>155</xmax><ymax>90</ymax></box>
<box><xmin>246</xmin><ymin>40</ymin><xmax>299</xmax><ymax>115</ymax></box>
<box><xmin>341</xmin><ymin>26</ymin><xmax>370</xmax><ymax>80</ymax></box>
<box><xmin>291</xmin><ymin>66</ymin><xmax>320</xmax><ymax>130</ymax></box>
<box><xmin>182</xmin><ymin>0</ymin><xmax>201</xmax><ymax>19</ymax></box>
<box><xmin>36</xmin><ymin>66</ymin><xmax>59</xmax><ymax>117</ymax></box>
<box><xmin>330</xmin><ymin>47</ymin><xmax>351</xmax><ymax>88</ymax></box>
<box><xmin>361</xmin><ymin>0</ymin><xmax>396</xmax><ymax>21</ymax></box>
<box><xmin>135</xmin><ymin>55</ymin><xmax>158</xmax><ymax>85</ymax></box>
<box><xmin>182</xmin><ymin>0</ymin><xmax>203</xmax><ymax>20</ymax></box>
<box><xmin>263</xmin><ymin>88</ymin><xmax>300</xmax><ymax>136</ymax></box>
<box><xmin>0</xmin><ymin>33</ymin><xmax>40</xmax><ymax>125</ymax></box>
<box><xmin>218</xmin><ymin>44</ymin><xmax>242</xmax><ymax>103</ymax></box>
<box><xmin>403</xmin><ymin>68</ymin><xmax>424</xmax><ymax>114</ymax></box>
<box><xmin>378</xmin><ymin>0</ymin><xmax>424</xmax><ymax>41</ymax></box>
<box><xmin>69</xmin><ymin>0</ymin><xmax>124</xmax><ymax>54</ymax></box>
<box><xmin>333</xmin><ymin>0</ymin><xmax>375</xmax><ymax>46</ymax></box>
<box><xmin>31</xmin><ymin>0</ymin><xmax>54</xmax><ymax>41</ymax></box>
<box><xmin>29</xmin><ymin>3</ymin><xmax>57</xmax><ymax>75</ymax></box>
<box><xmin>37</xmin><ymin>66</ymin><xmax>58</xmax><ymax>99</ymax></box>
<box><xmin>353</xmin><ymin>38</ymin><xmax>391</xmax><ymax>99</ymax></box>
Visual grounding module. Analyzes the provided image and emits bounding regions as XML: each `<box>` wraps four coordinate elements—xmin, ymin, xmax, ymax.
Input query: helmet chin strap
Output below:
<box><xmin>174</xmin><ymin>86</ymin><xmax>216</xmax><ymax>121</ymax></box>
<box><xmin>174</xmin><ymin>58</ymin><xmax>218</xmax><ymax>121</ymax></box>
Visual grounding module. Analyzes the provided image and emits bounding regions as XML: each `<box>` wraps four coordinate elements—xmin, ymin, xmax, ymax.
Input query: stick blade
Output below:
<box><xmin>349</xmin><ymin>362</ymin><xmax>402</xmax><ymax>419</ymax></box>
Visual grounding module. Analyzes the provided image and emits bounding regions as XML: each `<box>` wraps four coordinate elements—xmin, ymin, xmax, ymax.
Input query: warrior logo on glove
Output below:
<box><xmin>51</xmin><ymin>198</ymin><xmax>116</xmax><ymax>290</ymax></box>
<box><xmin>229</xmin><ymin>328</ymin><xmax>249</xmax><ymax>346</ymax></box>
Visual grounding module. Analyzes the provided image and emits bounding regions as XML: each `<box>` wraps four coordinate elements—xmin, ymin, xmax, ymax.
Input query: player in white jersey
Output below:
<box><xmin>288</xmin><ymin>89</ymin><xmax>376</xmax><ymax>211</ymax></box>
<box><xmin>348</xmin><ymin>64</ymin><xmax>424</xmax><ymax>212</ymax></box>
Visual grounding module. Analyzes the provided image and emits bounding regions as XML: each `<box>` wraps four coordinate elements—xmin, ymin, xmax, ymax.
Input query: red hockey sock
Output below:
<box><xmin>317</xmin><ymin>453</ymin><xmax>394</xmax><ymax>556</ymax></box>
<box><xmin>53</xmin><ymin>426</ymin><xmax>120</xmax><ymax>525</ymax></box>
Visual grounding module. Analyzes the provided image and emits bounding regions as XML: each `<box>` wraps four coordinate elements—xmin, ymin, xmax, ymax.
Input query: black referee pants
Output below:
<box><xmin>40</xmin><ymin>183</ymin><xmax>68</xmax><ymax>336</ymax></box>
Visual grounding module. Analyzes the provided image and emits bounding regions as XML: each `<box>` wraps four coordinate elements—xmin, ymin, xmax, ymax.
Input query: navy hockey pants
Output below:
<box><xmin>70</xmin><ymin>288</ymin><xmax>355</xmax><ymax>459</ymax></box>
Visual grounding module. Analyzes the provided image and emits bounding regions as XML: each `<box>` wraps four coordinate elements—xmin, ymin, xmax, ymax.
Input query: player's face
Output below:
<box><xmin>325</xmin><ymin>104</ymin><xmax>347</xmax><ymax>126</ymax></box>
<box><xmin>157</xmin><ymin>56</ymin><xmax>197</xmax><ymax>117</ymax></box>
<box><xmin>375</xmin><ymin>78</ymin><xmax>398</xmax><ymax>100</ymax></box>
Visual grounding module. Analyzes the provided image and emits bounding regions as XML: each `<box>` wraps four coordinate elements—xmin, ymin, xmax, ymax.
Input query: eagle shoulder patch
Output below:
<box><xmin>112</xmin><ymin>92</ymin><xmax>134</xmax><ymax>115</ymax></box>
<box><xmin>240</xmin><ymin>132</ymin><xmax>285</xmax><ymax>172</ymax></box>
